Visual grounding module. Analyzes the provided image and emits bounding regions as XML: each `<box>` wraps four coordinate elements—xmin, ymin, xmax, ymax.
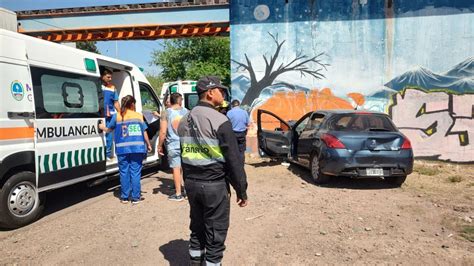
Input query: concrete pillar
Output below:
<box><xmin>0</xmin><ymin>8</ymin><xmax>18</xmax><ymax>32</ymax></box>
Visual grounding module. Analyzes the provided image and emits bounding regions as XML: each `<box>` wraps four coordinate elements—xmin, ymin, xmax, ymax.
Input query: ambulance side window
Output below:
<box><xmin>184</xmin><ymin>93</ymin><xmax>199</xmax><ymax>110</ymax></box>
<box><xmin>139</xmin><ymin>82</ymin><xmax>160</xmax><ymax>113</ymax></box>
<box><xmin>31</xmin><ymin>67</ymin><xmax>101</xmax><ymax>119</ymax></box>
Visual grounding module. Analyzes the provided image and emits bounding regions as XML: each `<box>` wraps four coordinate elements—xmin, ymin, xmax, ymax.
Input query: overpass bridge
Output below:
<box><xmin>16</xmin><ymin>0</ymin><xmax>229</xmax><ymax>42</ymax></box>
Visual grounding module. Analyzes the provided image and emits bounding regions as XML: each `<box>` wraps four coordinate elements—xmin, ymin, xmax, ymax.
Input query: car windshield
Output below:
<box><xmin>328</xmin><ymin>113</ymin><xmax>396</xmax><ymax>132</ymax></box>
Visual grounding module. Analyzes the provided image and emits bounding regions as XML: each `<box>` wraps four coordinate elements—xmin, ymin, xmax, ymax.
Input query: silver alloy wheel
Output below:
<box><xmin>8</xmin><ymin>181</ymin><xmax>37</xmax><ymax>217</ymax></box>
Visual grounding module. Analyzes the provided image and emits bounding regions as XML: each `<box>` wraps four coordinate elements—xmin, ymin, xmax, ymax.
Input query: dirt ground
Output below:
<box><xmin>0</xmin><ymin>158</ymin><xmax>473</xmax><ymax>265</ymax></box>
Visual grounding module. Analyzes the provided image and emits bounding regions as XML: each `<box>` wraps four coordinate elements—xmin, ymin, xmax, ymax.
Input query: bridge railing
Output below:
<box><xmin>17</xmin><ymin>0</ymin><xmax>229</xmax><ymax>18</ymax></box>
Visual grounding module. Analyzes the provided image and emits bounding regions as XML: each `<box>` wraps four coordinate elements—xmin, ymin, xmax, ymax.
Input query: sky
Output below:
<box><xmin>1</xmin><ymin>0</ymin><xmax>170</xmax><ymax>75</ymax></box>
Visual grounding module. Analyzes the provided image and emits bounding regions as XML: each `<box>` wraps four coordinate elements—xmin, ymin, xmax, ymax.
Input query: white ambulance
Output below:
<box><xmin>159</xmin><ymin>80</ymin><xmax>199</xmax><ymax>109</ymax></box>
<box><xmin>0</xmin><ymin>29</ymin><xmax>163</xmax><ymax>228</ymax></box>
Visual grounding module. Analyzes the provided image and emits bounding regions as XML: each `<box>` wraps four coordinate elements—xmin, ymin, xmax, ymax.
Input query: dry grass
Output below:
<box><xmin>460</xmin><ymin>225</ymin><xmax>474</xmax><ymax>242</ymax></box>
<box><xmin>413</xmin><ymin>164</ymin><xmax>439</xmax><ymax>176</ymax></box>
<box><xmin>447</xmin><ymin>175</ymin><xmax>463</xmax><ymax>183</ymax></box>
<box><xmin>411</xmin><ymin>160</ymin><xmax>474</xmax><ymax>243</ymax></box>
<box><xmin>442</xmin><ymin>215</ymin><xmax>474</xmax><ymax>243</ymax></box>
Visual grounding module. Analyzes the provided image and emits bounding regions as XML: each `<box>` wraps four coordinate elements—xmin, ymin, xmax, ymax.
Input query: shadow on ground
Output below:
<box><xmin>2</xmin><ymin>165</ymin><xmax>165</xmax><ymax>230</ymax></box>
<box><xmin>152</xmin><ymin>177</ymin><xmax>176</xmax><ymax>196</ymax></box>
<box><xmin>287</xmin><ymin>163</ymin><xmax>400</xmax><ymax>190</ymax></box>
<box><xmin>247</xmin><ymin>159</ymin><xmax>282</xmax><ymax>168</ymax></box>
<box><xmin>159</xmin><ymin>239</ymin><xmax>190</xmax><ymax>265</ymax></box>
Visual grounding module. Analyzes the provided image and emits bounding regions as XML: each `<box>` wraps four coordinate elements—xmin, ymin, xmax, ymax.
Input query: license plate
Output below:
<box><xmin>366</xmin><ymin>168</ymin><xmax>384</xmax><ymax>176</ymax></box>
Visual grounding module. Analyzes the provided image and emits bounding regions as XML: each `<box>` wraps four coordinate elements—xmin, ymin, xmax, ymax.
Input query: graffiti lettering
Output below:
<box><xmin>389</xmin><ymin>88</ymin><xmax>473</xmax><ymax>162</ymax></box>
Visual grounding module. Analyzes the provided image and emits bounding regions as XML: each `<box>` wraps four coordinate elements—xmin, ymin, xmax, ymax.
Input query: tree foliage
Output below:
<box><xmin>146</xmin><ymin>74</ymin><xmax>165</xmax><ymax>95</ymax></box>
<box><xmin>151</xmin><ymin>37</ymin><xmax>230</xmax><ymax>85</ymax></box>
<box><xmin>76</xmin><ymin>41</ymin><xmax>100</xmax><ymax>54</ymax></box>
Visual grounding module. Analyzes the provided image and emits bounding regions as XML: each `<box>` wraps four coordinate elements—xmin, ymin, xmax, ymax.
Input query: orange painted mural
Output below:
<box><xmin>249</xmin><ymin>88</ymin><xmax>365</xmax><ymax>132</ymax></box>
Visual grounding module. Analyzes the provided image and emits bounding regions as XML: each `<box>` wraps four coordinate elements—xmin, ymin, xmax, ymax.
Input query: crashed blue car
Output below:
<box><xmin>257</xmin><ymin>109</ymin><xmax>414</xmax><ymax>186</ymax></box>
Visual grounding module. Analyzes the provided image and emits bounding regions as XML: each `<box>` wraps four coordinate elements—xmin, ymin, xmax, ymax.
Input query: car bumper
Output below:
<box><xmin>319</xmin><ymin>148</ymin><xmax>414</xmax><ymax>178</ymax></box>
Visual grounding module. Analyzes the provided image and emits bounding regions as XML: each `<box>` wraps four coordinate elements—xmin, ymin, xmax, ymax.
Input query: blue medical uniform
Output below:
<box><xmin>102</xmin><ymin>84</ymin><xmax>119</xmax><ymax>158</ymax></box>
<box><xmin>107</xmin><ymin>110</ymin><xmax>148</xmax><ymax>201</ymax></box>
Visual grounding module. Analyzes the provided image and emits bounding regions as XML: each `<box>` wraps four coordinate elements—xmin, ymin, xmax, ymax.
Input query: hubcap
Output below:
<box><xmin>8</xmin><ymin>182</ymin><xmax>37</xmax><ymax>217</ymax></box>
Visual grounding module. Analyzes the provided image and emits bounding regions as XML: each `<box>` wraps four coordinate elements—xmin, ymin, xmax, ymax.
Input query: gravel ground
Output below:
<box><xmin>0</xmin><ymin>159</ymin><xmax>473</xmax><ymax>265</ymax></box>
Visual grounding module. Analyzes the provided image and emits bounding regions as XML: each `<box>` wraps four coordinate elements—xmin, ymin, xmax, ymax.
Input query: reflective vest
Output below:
<box><xmin>178</xmin><ymin>107</ymin><xmax>225</xmax><ymax>167</ymax></box>
<box><xmin>113</xmin><ymin>110</ymin><xmax>147</xmax><ymax>155</ymax></box>
<box><xmin>177</xmin><ymin>102</ymin><xmax>248</xmax><ymax>199</ymax></box>
<box><xmin>177</xmin><ymin>104</ymin><xmax>228</xmax><ymax>181</ymax></box>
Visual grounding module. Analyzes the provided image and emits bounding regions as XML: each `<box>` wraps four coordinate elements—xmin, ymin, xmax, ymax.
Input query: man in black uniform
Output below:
<box><xmin>178</xmin><ymin>76</ymin><xmax>248</xmax><ymax>266</ymax></box>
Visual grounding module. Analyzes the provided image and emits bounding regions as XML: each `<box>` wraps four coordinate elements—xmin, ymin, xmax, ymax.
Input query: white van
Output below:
<box><xmin>159</xmin><ymin>80</ymin><xmax>200</xmax><ymax>109</ymax></box>
<box><xmin>0</xmin><ymin>29</ymin><xmax>163</xmax><ymax>228</ymax></box>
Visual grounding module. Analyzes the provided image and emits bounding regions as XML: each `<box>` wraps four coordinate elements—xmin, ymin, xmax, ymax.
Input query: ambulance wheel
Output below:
<box><xmin>0</xmin><ymin>171</ymin><xmax>44</xmax><ymax>229</ymax></box>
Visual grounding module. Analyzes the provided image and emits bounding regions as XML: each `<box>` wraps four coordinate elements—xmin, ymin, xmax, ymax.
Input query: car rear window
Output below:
<box><xmin>328</xmin><ymin>114</ymin><xmax>396</xmax><ymax>132</ymax></box>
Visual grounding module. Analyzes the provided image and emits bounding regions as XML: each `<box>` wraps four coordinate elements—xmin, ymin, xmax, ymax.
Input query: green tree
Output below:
<box><xmin>145</xmin><ymin>74</ymin><xmax>165</xmax><ymax>95</ymax></box>
<box><xmin>151</xmin><ymin>37</ymin><xmax>230</xmax><ymax>85</ymax></box>
<box><xmin>76</xmin><ymin>41</ymin><xmax>100</xmax><ymax>54</ymax></box>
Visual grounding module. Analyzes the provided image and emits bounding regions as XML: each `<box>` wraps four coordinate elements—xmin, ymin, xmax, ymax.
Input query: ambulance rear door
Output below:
<box><xmin>31</xmin><ymin>65</ymin><xmax>107</xmax><ymax>192</ymax></box>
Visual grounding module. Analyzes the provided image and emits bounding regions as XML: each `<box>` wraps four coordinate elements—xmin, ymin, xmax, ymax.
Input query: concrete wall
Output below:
<box><xmin>230</xmin><ymin>0</ymin><xmax>474</xmax><ymax>163</ymax></box>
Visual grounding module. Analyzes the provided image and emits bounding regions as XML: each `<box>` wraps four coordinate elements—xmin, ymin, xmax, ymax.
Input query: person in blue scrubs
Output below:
<box><xmin>101</xmin><ymin>68</ymin><xmax>120</xmax><ymax>160</ymax></box>
<box><xmin>100</xmin><ymin>95</ymin><xmax>152</xmax><ymax>204</ymax></box>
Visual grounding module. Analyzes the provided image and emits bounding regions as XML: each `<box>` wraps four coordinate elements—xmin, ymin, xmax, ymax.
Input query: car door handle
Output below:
<box><xmin>7</xmin><ymin>112</ymin><xmax>35</xmax><ymax>119</ymax></box>
<box><xmin>97</xmin><ymin>119</ymin><xmax>104</xmax><ymax>134</ymax></box>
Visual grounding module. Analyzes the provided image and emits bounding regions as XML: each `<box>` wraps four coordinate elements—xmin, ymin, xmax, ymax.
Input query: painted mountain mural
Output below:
<box><xmin>385</xmin><ymin>57</ymin><xmax>474</xmax><ymax>93</ymax></box>
<box><xmin>444</xmin><ymin>57</ymin><xmax>474</xmax><ymax>78</ymax></box>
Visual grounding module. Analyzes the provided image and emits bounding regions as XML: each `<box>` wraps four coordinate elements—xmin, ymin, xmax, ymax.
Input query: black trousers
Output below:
<box><xmin>185</xmin><ymin>179</ymin><xmax>230</xmax><ymax>264</ymax></box>
<box><xmin>234</xmin><ymin>131</ymin><xmax>247</xmax><ymax>164</ymax></box>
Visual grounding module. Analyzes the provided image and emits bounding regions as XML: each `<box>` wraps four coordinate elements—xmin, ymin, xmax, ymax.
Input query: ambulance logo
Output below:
<box><xmin>11</xmin><ymin>81</ymin><xmax>24</xmax><ymax>101</ymax></box>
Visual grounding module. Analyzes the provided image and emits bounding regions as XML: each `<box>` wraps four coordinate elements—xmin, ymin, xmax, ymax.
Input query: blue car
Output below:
<box><xmin>257</xmin><ymin>109</ymin><xmax>414</xmax><ymax>186</ymax></box>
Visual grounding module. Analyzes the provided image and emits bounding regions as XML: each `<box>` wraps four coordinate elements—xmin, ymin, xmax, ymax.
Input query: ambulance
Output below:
<box><xmin>0</xmin><ymin>29</ymin><xmax>163</xmax><ymax>228</ymax></box>
<box><xmin>159</xmin><ymin>80</ymin><xmax>232</xmax><ymax>110</ymax></box>
<box><xmin>159</xmin><ymin>80</ymin><xmax>199</xmax><ymax>109</ymax></box>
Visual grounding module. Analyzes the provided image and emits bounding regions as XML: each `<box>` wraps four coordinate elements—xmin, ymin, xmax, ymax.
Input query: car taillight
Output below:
<box><xmin>322</xmin><ymin>134</ymin><xmax>346</xmax><ymax>149</ymax></box>
<box><xmin>401</xmin><ymin>138</ymin><xmax>412</xmax><ymax>149</ymax></box>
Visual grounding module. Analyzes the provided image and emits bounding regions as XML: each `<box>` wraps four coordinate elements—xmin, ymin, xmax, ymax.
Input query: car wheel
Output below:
<box><xmin>0</xmin><ymin>171</ymin><xmax>45</xmax><ymax>229</ymax></box>
<box><xmin>384</xmin><ymin>175</ymin><xmax>407</xmax><ymax>187</ymax></box>
<box><xmin>310</xmin><ymin>154</ymin><xmax>330</xmax><ymax>185</ymax></box>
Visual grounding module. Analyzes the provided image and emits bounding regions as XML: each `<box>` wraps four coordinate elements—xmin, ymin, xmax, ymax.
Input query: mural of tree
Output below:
<box><xmin>232</xmin><ymin>32</ymin><xmax>329</xmax><ymax>106</ymax></box>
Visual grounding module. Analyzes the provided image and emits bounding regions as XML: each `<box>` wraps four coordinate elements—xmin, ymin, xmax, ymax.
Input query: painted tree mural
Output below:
<box><xmin>232</xmin><ymin>32</ymin><xmax>329</xmax><ymax>106</ymax></box>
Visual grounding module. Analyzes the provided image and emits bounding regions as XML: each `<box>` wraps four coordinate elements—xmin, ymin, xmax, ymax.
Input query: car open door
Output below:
<box><xmin>257</xmin><ymin>109</ymin><xmax>291</xmax><ymax>158</ymax></box>
<box><xmin>292</xmin><ymin>111</ymin><xmax>317</xmax><ymax>166</ymax></box>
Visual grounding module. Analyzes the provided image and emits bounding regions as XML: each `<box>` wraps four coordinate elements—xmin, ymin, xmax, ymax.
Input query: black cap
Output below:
<box><xmin>196</xmin><ymin>76</ymin><xmax>228</xmax><ymax>95</ymax></box>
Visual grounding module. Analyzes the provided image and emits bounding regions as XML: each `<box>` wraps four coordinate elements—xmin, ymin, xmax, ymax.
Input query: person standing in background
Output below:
<box><xmin>158</xmin><ymin>93</ymin><xmax>189</xmax><ymax>201</ymax></box>
<box><xmin>101</xmin><ymin>68</ymin><xmax>120</xmax><ymax>160</ymax></box>
<box><xmin>226</xmin><ymin>99</ymin><xmax>250</xmax><ymax>164</ymax></box>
